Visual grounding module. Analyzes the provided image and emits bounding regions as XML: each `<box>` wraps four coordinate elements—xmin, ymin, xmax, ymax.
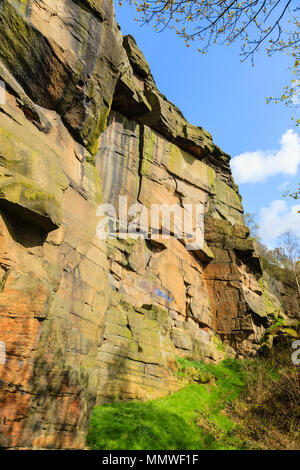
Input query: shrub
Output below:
<box><xmin>226</xmin><ymin>343</ymin><xmax>300</xmax><ymax>449</ymax></box>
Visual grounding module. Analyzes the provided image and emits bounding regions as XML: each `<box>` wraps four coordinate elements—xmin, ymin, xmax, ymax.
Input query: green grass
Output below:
<box><xmin>86</xmin><ymin>358</ymin><xmax>247</xmax><ymax>450</ymax></box>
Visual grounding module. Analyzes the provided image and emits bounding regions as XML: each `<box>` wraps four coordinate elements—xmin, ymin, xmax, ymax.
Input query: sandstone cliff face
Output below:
<box><xmin>0</xmin><ymin>0</ymin><xmax>270</xmax><ymax>449</ymax></box>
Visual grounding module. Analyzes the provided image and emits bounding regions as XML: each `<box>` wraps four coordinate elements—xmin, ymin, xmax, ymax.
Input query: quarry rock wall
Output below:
<box><xmin>0</xmin><ymin>0</ymin><xmax>270</xmax><ymax>448</ymax></box>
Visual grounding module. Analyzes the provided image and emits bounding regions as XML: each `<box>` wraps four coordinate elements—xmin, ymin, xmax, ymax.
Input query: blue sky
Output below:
<box><xmin>115</xmin><ymin>4</ymin><xmax>300</xmax><ymax>248</ymax></box>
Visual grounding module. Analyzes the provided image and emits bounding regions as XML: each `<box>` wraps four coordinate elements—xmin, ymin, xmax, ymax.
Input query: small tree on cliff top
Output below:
<box><xmin>123</xmin><ymin>0</ymin><xmax>299</xmax><ymax>121</ymax></box>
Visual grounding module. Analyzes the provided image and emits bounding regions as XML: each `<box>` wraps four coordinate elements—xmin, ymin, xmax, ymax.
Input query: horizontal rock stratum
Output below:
<box><xmin>0</xmin><ymin>0</ymin><xmax>274</xmax><ymax>449</ymax></box>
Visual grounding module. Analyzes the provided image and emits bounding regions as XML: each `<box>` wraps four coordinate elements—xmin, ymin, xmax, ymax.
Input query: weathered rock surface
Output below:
<box><xmin>114</xmin><ymin>35</ymin><xmax>232</xmax><ymax>185</ymax></box>
<box><xmin>0</xmin><ymin>82</ymin><xmax>110</xmax><ymax>448</ymax></box>
<box><xmin>0</xmin><ymin>0</ymin><xmax>275</xmax><ymax>449</ymax></box>
<box><xmin>0</xmin><ymin>0</ymin><xmax>126</xmax><ymax>155</ymax></box>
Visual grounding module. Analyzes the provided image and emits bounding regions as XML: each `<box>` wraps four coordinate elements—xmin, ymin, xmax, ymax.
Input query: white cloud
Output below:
<box><xmin>258</xmin><ymin>199</ymin><xmax>300</xmax><ymax>244</ymax></box>
<box><xmin>231</xmin><ymin>129</ymin><xmax>300</xmax><ymax>183</ymax></box>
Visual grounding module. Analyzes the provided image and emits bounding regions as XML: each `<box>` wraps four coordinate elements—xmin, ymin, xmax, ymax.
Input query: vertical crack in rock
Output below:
<box><xmin>0</xmin><ymin>267</ymin><xmax>10</xmax><ymax>294</ymax></box>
